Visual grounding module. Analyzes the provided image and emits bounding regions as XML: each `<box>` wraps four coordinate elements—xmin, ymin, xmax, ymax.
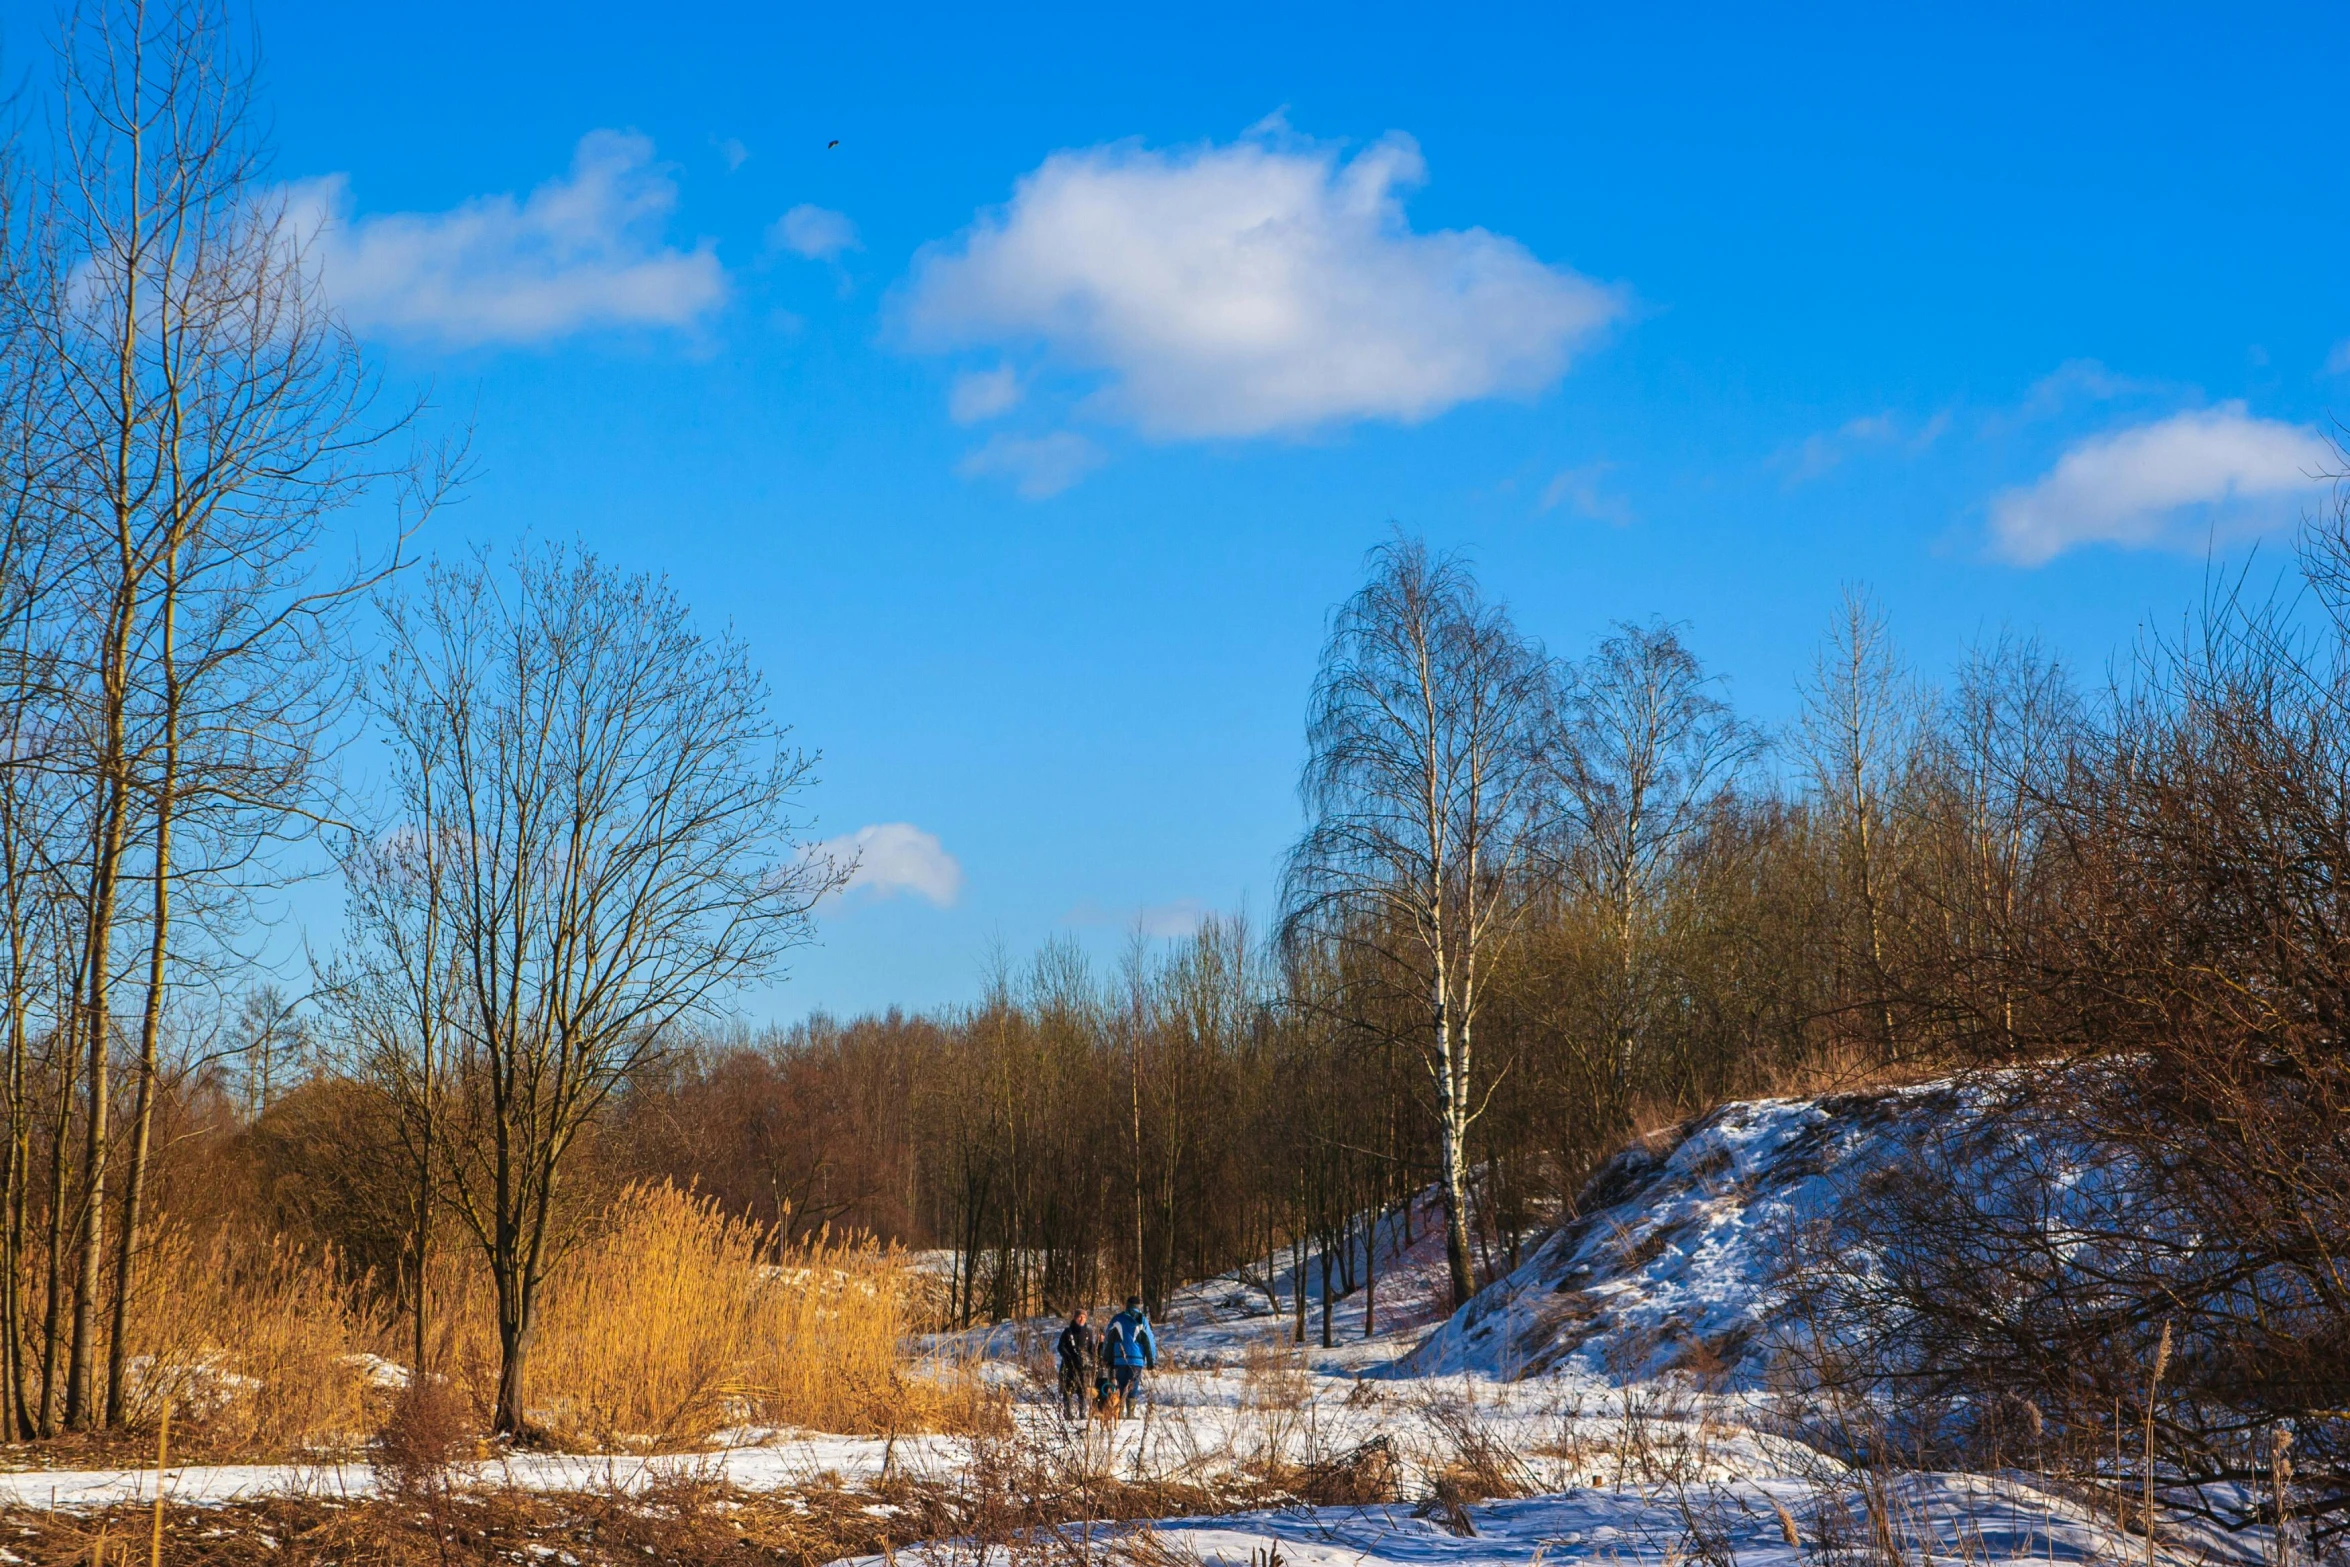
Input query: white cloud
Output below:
<box><xmin>2327</xmin><ymin>339</ymin><xmax>2350</xmax><ymax>376</ymax></box>
<box><xmin>904</xmin><ymin>128</ymin><xmax>1622</xmax><ymax>440</ymax></box>
<box><xmin>1989</xmin><ymin>403</ymin><xmax>2332</xmax><ymax>565</ymax></box>
<box><xmin>957</xmin><ymin>431</ymin><xmax>1103</xmax><ymax>498</ymax></box>
<box><xmin>770</xmin><ymin>204</ymin><xmax>859</xmax><ymax>260</ymax></box>
<box><xmin>287</xmin><ymin>131</ymin><xmax>725</xmax><ymax>345</ymax></box>
<box><xmin>714</xmin><ymin>137</ymin><xmax>750</xmax><ymax>172</ymax></box>
<box><xmin>811</xmin><ymin>823</ymin><xmax>962</xmax><ymax>908</ymax></box>
<box><xmin>949</xmin><ymin>365</ymin><xmax>1022</xmax><ymax>423</ymax></box>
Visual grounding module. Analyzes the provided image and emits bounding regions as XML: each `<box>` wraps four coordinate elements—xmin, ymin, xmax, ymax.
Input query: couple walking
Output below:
<box><xmin>1055</xmin><ymin>1296</ymin><xmax>1157</xmax><ymax>1419</ymax></box>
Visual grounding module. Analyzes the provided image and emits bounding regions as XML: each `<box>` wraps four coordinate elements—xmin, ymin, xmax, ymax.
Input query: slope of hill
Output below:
<box><xmin>1394</xmin><ymin>1081</ymin><xmax>1970</xmax><ymax>1387</ymax></box>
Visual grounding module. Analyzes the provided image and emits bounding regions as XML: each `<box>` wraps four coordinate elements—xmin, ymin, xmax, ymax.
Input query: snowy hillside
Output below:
<box><xmin>1397</xmin><ymin>1082</ymin><xmax>1971</xmax><ymax>1387</ymax></box>
<box><xmin>937</xmin><ymin>1079</ymin><xmax>1982</xmax><ymax>1393</ymax></box>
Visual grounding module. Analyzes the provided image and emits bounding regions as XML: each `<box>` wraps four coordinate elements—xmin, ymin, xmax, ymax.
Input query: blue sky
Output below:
<box><xmin>34</xmin><ymin>1</ymin><xmax>2350</xmax><ymax>1019</ymax></box>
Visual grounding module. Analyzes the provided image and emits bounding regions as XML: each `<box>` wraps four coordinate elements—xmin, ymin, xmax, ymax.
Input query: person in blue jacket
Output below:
<box><xmin>1099</xmin><ymin>1295</ymin><xmax>1157</xmax><ymax>1416</ymax></box>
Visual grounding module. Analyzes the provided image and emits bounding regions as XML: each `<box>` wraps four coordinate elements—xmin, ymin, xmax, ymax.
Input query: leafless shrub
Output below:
<box><xmin>371</xmin><ymin>1375</ymin><xmax>475</xmax><ymax>1501</ymax></box>
<box><xmin>1290</xmin><ymin>1435</ymin><xmax>1402</xmax><ymax>1507</ymax></box>
<box><xmin>1412</xmin><ymin>1391</ymin><xmax>1537</xmax><ymax>1525</ymax></box>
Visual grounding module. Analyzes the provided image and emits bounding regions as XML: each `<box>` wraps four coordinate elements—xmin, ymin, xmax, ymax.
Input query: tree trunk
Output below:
<box><xmin>104</xmin><ymin>782</ymin><xmax>170</xmax><ymax>1427</ymax></box>
<box><xmin>37</xmin><ymin>1014</ymin><xmax>74</xmax><ymax>1437</ymax></box>
<box><xmin>1128</xmin><ymin>1043</ymin><xmax>1144</xmax><ymax>1304</ymax></box>
<box><xmin>492</xmin><ymin>1205</ymin><xmax>543</xmax><ymax>1437</ymax></box>
<box><xmin>1318</xmin><ymin>1233</ymin><xmax>1333</xmax><ymax>1348</ymax></box>
<box><xmin>494</xmin><ymin>1311</ymin><xmax>531</xmax><ymax>1437</ymax></box>
<box><xmin>1439</xmin><ymin>1123</ymin><xmax>1474</xmax><ymax>1310</ymax></box>
<box><xmin>1291</xmin><ymin>1226</ymin><xmax>1305</xmax><ymax>1344</ymax></box>
<box><xmin>1434</xmin><ymin>973</ymin><xmax>1475</xmax><ymax>1310</ymax></box>
<box><xmin>1</xmin><ymin>845</ymin><xmax>29</xmax><ymax>1439</ymax></box>
<box><xmin>3</xmin><ymin>1045</ymin><xmax>24</xmax><ymax>1439</ymax></box>
<box><xmin>411</xmin><ymin>1123</ymin><xmax>433</xmax><ymax>1374</ymax></box>
<box><xmin>107</xmin><ymin>559</ymin><xmax>177</xmax><ymax>1427</ymax></box>
<box><xmin>67</xmin><ymin>771</ymin><xmax>127</xmax><ymax>1430</ymax></box>
<box><xmin>71</xmin><ymin>126</ymin><xmax>150</xmax><ymax>1429</ymax></box>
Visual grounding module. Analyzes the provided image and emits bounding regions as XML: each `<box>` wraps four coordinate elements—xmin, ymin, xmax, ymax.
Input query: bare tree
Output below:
<box><xmin>1936</xmin><ymin>633</ymin><xmax>2077</xmax><ymax>1047</ymax></box>
<box><xmin>234</xmin><ymin>985</ymin><xmax>308</xmax><ymax>1116</ymax></box>
<box><xmin>1283</xmin><ymin>538</ymin><xmax>1553</xmax><ymax>1309</ymax></box>
<box><xmin>335</xmin><ymin>546</ymin><xmax>843</xmax><ymax>1435</ymax></box>
<box><xmin>0</xmin><ymin>298</ymin><xmax>72</xmax><ymax>1442</ymax></box>
<box><xmin>5</xmin><ymin>0</ymin><xmax>432</xmax><ymax>1429</ymax></box>
<box><xmin>1799</xmin><ymin>587</ymin><xmax>1925</xmax><ymax>1056</ymax></box>
<box><xmin>1555</xmin><ymin>619</ymin><xmax>1755</xmax><ymax>1088</ymax></box>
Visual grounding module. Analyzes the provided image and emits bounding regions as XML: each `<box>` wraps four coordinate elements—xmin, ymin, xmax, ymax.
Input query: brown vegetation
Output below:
<box><xmin>0</xmin><ymin>1182</ymin><xmax>969</xmax><ymax>1463</ymax></box>
<box><xmin>1771</xmin><ymin>499</ymin><xmax>2350</xmax><ymax>1545</ymax></box>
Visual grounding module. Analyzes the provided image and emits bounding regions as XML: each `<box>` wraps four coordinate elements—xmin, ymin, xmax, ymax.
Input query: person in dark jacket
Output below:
<box><xmin>1054</xmin><ymin>1308</ymin><xmax>1097</xmax><ymax>1420</ymax></box>
<box><xmin>1100</xmin><ymin>1295</ymin><xmax>1158</xmax><ymax>1416</ymax></box>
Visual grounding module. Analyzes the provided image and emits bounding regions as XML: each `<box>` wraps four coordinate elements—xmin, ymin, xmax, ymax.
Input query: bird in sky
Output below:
<box><xmin>827</xmin><ymin>139</ymin><xmax>840</xmax><ymax>149</ymax></box>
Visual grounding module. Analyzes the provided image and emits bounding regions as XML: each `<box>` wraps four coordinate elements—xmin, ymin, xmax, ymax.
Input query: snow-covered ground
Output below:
<box><xmin>886</xmin><ymin>1470</ymin><xmax>2264</xmax><ymax>1567</ymax></box>
<box><xmin>0</xmin><ymin>1432</ymin><xmax>968</xmax><ymax>1509</ymax></box>
<box><xmin>1399</xmin><ymin>1085</ymin><xmax>1970</xmax><ymax>1386</ymax></box>
<box><xmin>0</xmin><ymin>1080</ymin><xmax>2278</xmax><ymax>1567</ymax></box>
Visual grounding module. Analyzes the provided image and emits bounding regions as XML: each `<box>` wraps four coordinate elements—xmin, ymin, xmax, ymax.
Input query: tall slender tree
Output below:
<box><xmin>1283</xmin><ymin>538</ymin><xmax>1553</xmax><ymax>1309</ymax></box>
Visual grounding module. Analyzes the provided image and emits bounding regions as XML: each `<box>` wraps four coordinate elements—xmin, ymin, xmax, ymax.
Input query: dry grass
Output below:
<box><xmin>428</xmin><ymin>1183</ymin><xmax>986</xmax><ymax>1448</ymax></box>
<box><xmin>20</xmin><ymin>1182</ymin><xmax>978</xmax><ymax>1462</ymax></box>
<box><xmin>0</xmin><ymin>1478</ymin><xmax>917</xmax><ymax>1567</ymax></box>
<box><xmin>1413</xmin><ymin>1392</ymin><xmax>1538</xmax><ymax>1510</ymax></box>
<box><xmin>0</xmin><ymin>1435</ymin><xmax>1303</xmax><ymax>1567</ymax></box>
<box><xmin>115</xmin><ymin>1223</ymin><xmax>392</xmax><ymax>1456</ymax></box>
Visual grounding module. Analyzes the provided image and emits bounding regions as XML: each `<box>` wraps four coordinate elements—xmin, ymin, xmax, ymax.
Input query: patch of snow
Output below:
<box><xmin>866</xmin><ymin>1470</ymin><xmax>2263</xmax><ymax>1567</ymax></box>
<box><xmin>340</xmin><ymin>1354</ymin><xmax>412</xmax><ymax>1391</ymax></box>
<box><xmin>1397</xmin><ymin>1084</ymin><xmax>1974</xmax><ymax>1386</ymax></box>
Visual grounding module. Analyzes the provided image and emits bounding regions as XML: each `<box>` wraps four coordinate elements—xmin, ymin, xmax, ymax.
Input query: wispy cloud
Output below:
<box><xmin>949</xmin><ymin>365</ymin><xmax>1022</xmax><ymax>424</ymax></box>
<box><xmin>2326</xmin><ymin>340</ymin><xmax>2350</xmax><ymax>376</ymax></box>
<box><xmin>810</xmin><ymin>823</ymin><xmax>963</xmax><ymax>908</ymax></box>
<box><xmin>1975</xmin><ymin>359</ymin><xmax>2177</xmax><ymax>438</ymax></box>
<box><xmin>957</xmin><ymin>431</ymin><xmax>1103</xmax><ymax>498</ymax></box>
<box><xmin>1065</xmin><ymin>898</ymin><xmax>1209</xmax><ymax>938</ymax></box>
<box><xmin>769</xmin><ymin>203</ymin><xmax>859</xmax><ymax>261</ymax></box>
<box><xmin>904</xmin><ymin>125</ymin><xmax>1623</xmax><ymax>440</ymax></box>
<box><xmin>1538</xmin><ymin>462</ymin><xmax>1634</xmax><ymax>525</ymax></box>
<box><xmin>285</xmin><ymin>131</ymin><xmax>725</xmax><ymax>346</ymax></box>
<box><xmin>1989</xmin><ymin>402</ymin><xmax>2332</xmax><ymax>565</ymax></box>
<box><xmin>1777</xmin><ymin>409</ymin><xmax>1949</xmax><ymax>484</ymax></box>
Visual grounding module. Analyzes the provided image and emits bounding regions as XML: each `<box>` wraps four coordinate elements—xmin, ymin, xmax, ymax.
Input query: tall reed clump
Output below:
<box><xmin>443</xmin><ymin>1182</ymin><xmax>974</xmax><ymax>1448</ymax></box>
<box><xmin>116</xmin><ymin>1224</ymin><xmax>391</xmax><ymax>1454</ymax></box>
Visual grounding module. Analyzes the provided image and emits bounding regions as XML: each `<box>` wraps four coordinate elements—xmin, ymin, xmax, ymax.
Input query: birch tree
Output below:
<box><xmin>1557</xmin><ymin>620</ymin><xmax>1754</xmax><ymax>1088</ymax></box>
<box><xmin>1282</xmin><ymin>538</ymin><xmax>1552</xmax><ymax>1309</ymax></box>
<box><xmin>1800</xmin><ymin>588</ymin><xmax>1924</xmax><ymax>1056</ymax></box>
